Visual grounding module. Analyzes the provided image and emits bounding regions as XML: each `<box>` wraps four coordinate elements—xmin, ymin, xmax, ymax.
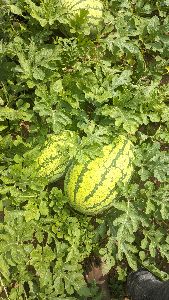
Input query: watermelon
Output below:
<box><xmin>36</xmin><ymin>130</ymin><xmax>79</xmax><ymax>183</ymax></box>
<box><xmin>59</xmin><ymin>0</ymin><xmax>103</xmax><ymax>26</ymax></box>
<box><xmin>64</xmin><ymin>135</ymin><xmax>135</xmax><ymax>215</ymax></box>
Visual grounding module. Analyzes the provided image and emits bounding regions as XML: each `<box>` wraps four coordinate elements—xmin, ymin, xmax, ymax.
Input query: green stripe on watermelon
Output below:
<box><xmin>36</xmin><ymin>130</ymin><xmax>79</xmax><ymax>183</ymax></box>
<box><xmin>77</xmin><ymin>154</ymin><xmax>131</xmax><ymax>211</ymax></box>
<box><xmin>72</xmin><ymin>162</ymin><xmax>133</xmax><ymax>215</ymax></box>
<box><xmin>66</xmin><ymin>144</ymin><xmax>119</xmax><ymax>205</ymax></box>
<box><xmin>65</xmin><ymin>135</ymin><xmax>135</xmax><ymax>215</ymax></box>
<box><xmin>72</xmin><ymin>146</ymin><xmax>116</xmax><ymax>204</ymax></box>
<box><xmin>73</xmin><ymin>163</ymin><xmax>89</xmax><ymax>204</ymax></box>
<box><xmin>84</xmin><ymin>163</ymin><xmax>133</xmax><ymax>214</ymax></box>
<box><xmin>79</xmin><ymin>140</ymin><xmax>128</xmax><ymax>205</ymax></box>
<box><xmin>75</xmin><ymin>137</ymin><xmax>130</xmax><ymax>206</ymax></box>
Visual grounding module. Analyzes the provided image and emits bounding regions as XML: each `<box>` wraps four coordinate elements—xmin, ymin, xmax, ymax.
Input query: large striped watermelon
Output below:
<box><xmin>64</xmin><ymin>135</ymin><xmax>134</xmax><ymax>215</ymax></box>
<box><xmin>59</xmin><ymin>0</ymin><xmax>103</xmax><ymax>26</ymax></box>
<box><xmin>36</xmin><ymin>130</ymin><xmax>78</xmax><ymax>183</ymax></box>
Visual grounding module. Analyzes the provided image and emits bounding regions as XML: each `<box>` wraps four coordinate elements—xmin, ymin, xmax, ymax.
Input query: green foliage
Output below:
<box><xmin>0</xmin><ymin>0</ymin><xmax>169</xmax><ymax>298</ymax></box>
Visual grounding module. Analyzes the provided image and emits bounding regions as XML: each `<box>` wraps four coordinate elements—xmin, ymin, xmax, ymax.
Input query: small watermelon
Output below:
<box><xmin>59</xmin><ymin>0</ymin><xmax>103</xmax><ymax>26</ymax></box>
<box><xmin>36</xmin><ymin>130</ymin><xmax>79</xmax><ymax>183</ymax></box>
<box><xmin>64</xmin><ymin>135</ymin><xmax>134</xmax><ymax>215</ymax></box>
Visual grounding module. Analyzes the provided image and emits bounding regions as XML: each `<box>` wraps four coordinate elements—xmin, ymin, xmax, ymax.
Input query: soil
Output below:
<box><xmin>84</xmin><ymin>256</ymin><xmax>129</xmax><ymax>300</ymax></box>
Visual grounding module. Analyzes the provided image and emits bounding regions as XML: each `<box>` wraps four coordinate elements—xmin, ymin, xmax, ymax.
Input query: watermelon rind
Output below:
<box><xmin>59</xmin><ymin>0</ymin><xmax>103</xmax><ymax>33</ymax></box>
<box><xmin>36</xmin><ymin>130</ymin><xmax>79</xmax><ymax>183</ymax></box>
<box><xmin>64</xmin><ymin>135</ymin><xmax>135</xmax><ymax>215</ymax></box>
